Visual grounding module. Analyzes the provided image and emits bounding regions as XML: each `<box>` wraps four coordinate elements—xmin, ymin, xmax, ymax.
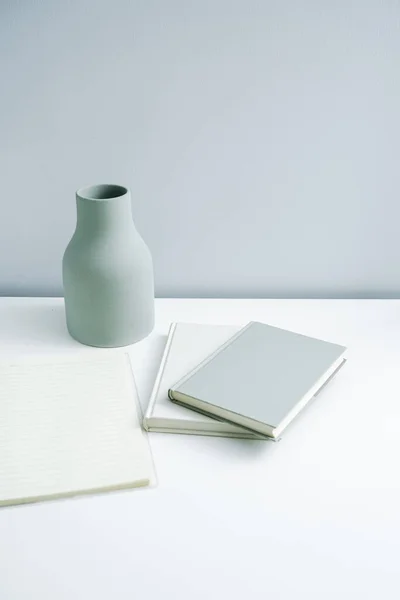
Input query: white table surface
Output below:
<box><xmin>0</xmin><ymin>298</ymin><xmax>399</xmax><ymax>600</ymax></box>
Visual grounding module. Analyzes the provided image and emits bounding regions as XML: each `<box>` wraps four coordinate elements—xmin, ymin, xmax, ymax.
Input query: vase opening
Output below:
<box><xmin>78</xmin><ymin>184</ymin><xmax>128</xmax><ymax>201</ymax></box>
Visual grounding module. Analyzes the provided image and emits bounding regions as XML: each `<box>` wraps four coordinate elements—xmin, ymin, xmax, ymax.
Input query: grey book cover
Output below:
<box><xmin>143</xmin><ymin>323</ymin><xmax>264</xmax><ymax>438</ymax></box>
<box><xmin>169</xmin><ymin>322</ymin><xmax>347</xmax><ymax>439</ymax></box>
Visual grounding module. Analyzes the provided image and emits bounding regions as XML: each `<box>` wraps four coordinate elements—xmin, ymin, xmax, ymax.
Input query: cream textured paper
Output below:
<box><xmin>0</xmin><ymin>354</ymin><xmax>154</xmax><ymax>506</ymax></box>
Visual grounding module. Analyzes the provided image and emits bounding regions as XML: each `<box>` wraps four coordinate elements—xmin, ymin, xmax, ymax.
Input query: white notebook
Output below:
<box><xmin>143</xmin><ymin>323</ymin><xmax>264</xmax><ymax>438</ymax></box>
<box><xmin>0</xmin><ymin>353</ymin><xmax>155</xmax><ymax>507</ymax></box>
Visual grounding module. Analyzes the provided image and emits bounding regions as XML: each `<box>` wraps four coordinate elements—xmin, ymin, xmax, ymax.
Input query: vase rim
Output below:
<box><xmin>77</xmin><ymin>184</ymin><xmax>129</xmax><ymax>201</ymax></box>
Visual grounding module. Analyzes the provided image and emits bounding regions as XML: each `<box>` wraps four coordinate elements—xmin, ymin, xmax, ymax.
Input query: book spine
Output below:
<box><xmin>143</xmin><ymin>323</ymin><xmax>177</xmax><ymax>429</ymax></box>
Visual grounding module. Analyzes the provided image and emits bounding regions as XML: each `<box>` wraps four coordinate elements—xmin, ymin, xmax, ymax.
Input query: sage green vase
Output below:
<box><xmin>62</xmin><ymin>184</ymin><xmax>155</xmax><ymax>347</ymax></box>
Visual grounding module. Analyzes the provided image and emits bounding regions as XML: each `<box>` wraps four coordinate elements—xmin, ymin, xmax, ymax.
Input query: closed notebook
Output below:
<box><xmin>143</xmin><ymin>323</ymin><xmax>262</xmax><ymax>438</ymax></box>
<box><xmin>169</xmin><ymin>322</ymin><xmax>347</xmax><ymax>439</ymax></box>
<box><xmin>0</xmin><ymin>353</ymin><xmax>155</xmax><ymax>507</ymax></box>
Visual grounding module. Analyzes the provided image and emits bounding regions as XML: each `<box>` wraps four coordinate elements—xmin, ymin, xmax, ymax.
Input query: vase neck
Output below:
<box><xmin>76</xmin><ymin>194</ymin><xmax>135</xmax><ymax>235</ymax></box>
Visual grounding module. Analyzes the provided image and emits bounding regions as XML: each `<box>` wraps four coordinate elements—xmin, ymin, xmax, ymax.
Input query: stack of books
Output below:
<box><xmin>144</xmin><ymin>321</ymin><xmax>347</xmax><ymax>440</ymax></box>
<box><xmin>0</xmin><ymin>320</ymin><xmax>346</xmax><ymax>507</ymax></box>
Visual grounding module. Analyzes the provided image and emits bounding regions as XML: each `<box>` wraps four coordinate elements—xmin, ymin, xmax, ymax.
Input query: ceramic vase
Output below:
<box><xmin>62</xmin><ymin>184</ymin><xmax>155</xmax><ymax>347</ymax></box>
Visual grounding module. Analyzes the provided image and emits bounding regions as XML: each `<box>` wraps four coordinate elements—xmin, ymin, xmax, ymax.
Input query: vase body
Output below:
<box><xmin>62</xmin><ymin>184</ymin><xmax>154</xmax><ymax>347</ymax></box>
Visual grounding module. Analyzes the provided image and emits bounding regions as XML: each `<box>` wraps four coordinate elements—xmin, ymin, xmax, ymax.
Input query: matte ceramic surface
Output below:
<box><xmin>62</xmin><ymin>184</ymin><xmax>154</xmax><ymax>347</ymax></box>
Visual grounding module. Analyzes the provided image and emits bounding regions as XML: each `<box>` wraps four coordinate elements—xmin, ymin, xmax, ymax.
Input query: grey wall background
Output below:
<box><xmin>0</xmin><ymin>0</ymin><xmax>399</xmax><ymax>298</ymax></box>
